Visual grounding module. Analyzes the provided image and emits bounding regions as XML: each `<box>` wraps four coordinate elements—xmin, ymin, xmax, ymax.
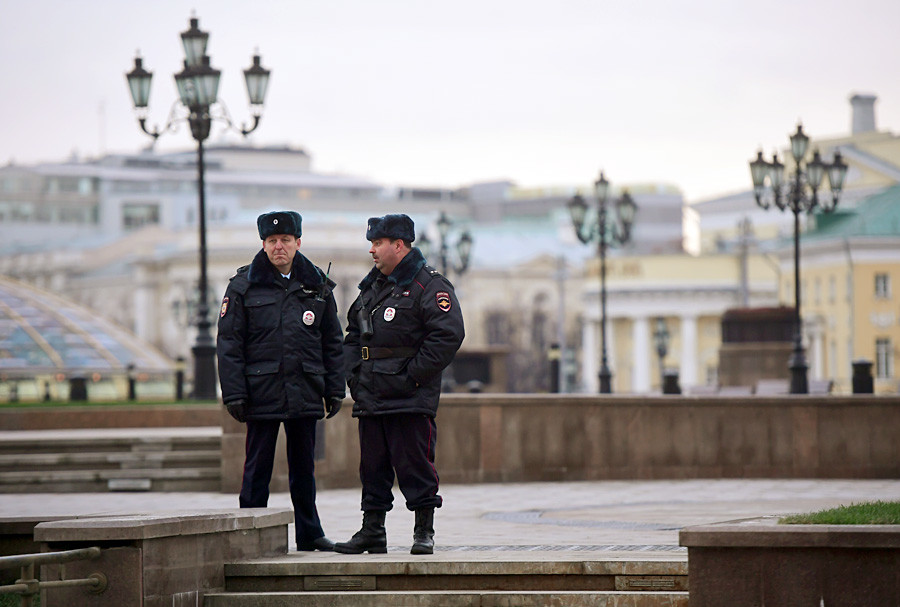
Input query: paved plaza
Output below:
<box><xmin>3</xmin><ymin>478</ymin><xmax>900</xmax><ymax>560</ymax></box>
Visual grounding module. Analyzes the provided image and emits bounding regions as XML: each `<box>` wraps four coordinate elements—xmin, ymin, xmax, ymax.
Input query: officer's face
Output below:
<box><xmin>369</xmin><ymin>238</ymin><xmax>403</xmax><ymax>275</ymax></box>
<box><xmin>263</xmin><ymin>234</ymin><xmax>300</xmax><ymax>274</ymax></box>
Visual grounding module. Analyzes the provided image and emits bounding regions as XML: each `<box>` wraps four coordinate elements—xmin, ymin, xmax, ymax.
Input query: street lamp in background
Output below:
<box><xmin>749</xmin><ymin>124</ymin><xmax>847</xmax><ymax>394</ymax></box>
<box><xmin>653</xmin><ymin>317</ymin><xmax>670</xmax><ymax>391</ymax></box>
<box><xmin>418</xmin><ymin>211</ymin><xmax>474</xmax><ymax>277</ymax></box>
<box><xmin>125</xmin><ymin>16</ymin><xmax>271</xmax><ymax>400</ymax></box>
<box><xmin>568</xmin><ymin>171</ymin><xmax>637</xmax><ymax>393</ymax></box>
<box><xmin>417</xmin><ymin>211</ymin><xmax>473</xmax><ymax>393</ymax></box>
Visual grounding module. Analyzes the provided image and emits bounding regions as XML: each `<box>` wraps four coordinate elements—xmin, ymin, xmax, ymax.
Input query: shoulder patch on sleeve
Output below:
<box><xmin>436</xmin><ymin>291</ymin><xmax>451</xmax><ymax>312</ymax></box>
<box><xmin>220</xmin><ymin>296</ymin><xmax>230</xmax><ymax>318</ymax></box>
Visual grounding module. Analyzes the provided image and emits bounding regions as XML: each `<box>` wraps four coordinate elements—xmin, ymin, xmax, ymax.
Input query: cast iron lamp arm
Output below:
<box><xmin>134</xmin><ymin>100</ymin><xmax>189</xmax><ymax>142</ymax></box>
<box><xmin>212</xmin><ymin>100</ymin><xmax>264</xmax><ymax>137</ymax></box>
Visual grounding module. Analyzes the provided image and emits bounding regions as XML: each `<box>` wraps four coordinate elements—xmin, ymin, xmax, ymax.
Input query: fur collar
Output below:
<box><xmin>245</xmin><ymin>248</ymin><xmax>324</xmax><ymax>287</ymax></box>
<box><xmin>358</xmin><ymin>247</ymin><xmax>427</xmax><ymax>290</ymax></box>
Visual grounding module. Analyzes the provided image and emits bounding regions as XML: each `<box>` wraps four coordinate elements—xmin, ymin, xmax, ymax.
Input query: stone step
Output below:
<box><xmin>212</xmin><ymin>557</ymin><xmax>689</xmax><ymax>606</ymax></box>
<box><xmin>0</xmin><ymin>427</ymin><xmax>222</xmax><ymax>492</ymax></box>
<box><xmin>0</xmin><ymin>464</ymin><xmax>221</xmax><ymax>493</ymax></box>
<box><xmin>0</xmin><ymin>428</ymin><xmax>220</xmax><ymax>455</ymax></box>
<box><xmin>0</xmin><ymin>449</ymin><xmax>222</xmax><ymax>470</ymax></box>
<box><xmin>224</xmin><ymin>557</ymin><xmax>688</xmax><ymax>593</ymax></box>
<box><xmin>204</xmin><ymin>590</ymin><xmax>690</xmax><ymax>606</ymax></box>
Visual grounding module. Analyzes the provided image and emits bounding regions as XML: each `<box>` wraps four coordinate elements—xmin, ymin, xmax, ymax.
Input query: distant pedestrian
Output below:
<box><xmin>217</xmin><ymin>210</ymin><xmax>345</xmax><ymax>552</ymax></box>
<box><xmin>335</xmin><ymin>214</ymin><xmax>464</xmax><ymax>555</ymax></box>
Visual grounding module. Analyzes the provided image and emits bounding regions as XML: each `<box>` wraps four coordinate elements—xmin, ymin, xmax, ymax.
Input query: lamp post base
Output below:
<box><xmin>192</xmin><ymin>343</ymin><xmax>218</xmax><ymax>400</ymax></box>
<box><xmin>788</xmin><ymin>346</ymin><xmax>809</xmax><ymax>395</ymax></box>
<box><xmin>598</xmin><ymin>367</ymin><xmax>612</xmax><ymax>394</ymax></box>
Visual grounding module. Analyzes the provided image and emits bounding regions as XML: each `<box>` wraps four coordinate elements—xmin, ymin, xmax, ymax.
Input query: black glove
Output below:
<box><xmin>225</xmin><ymin>400</ymin><xmax>247</xmax><ymax>423</ymax></box>
<box><xmin>324</xmin><ymin>397</ymin><xmax>343</xmax><ymax>419</ymax></box>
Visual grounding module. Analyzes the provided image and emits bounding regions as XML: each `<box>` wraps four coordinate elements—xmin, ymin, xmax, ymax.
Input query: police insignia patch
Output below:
<box><xmin>220</xmin><ymin>297</ymin><xmax>229</xmax><ymax>317</ymax></box>
<box><xmin>436</xmin><ymin>291</ymin><xmax>451</xmax><ymax>312</ymax></box>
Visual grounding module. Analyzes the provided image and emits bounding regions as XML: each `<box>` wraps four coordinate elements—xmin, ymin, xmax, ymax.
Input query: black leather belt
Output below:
<box><xmin>361</xmin><ymin>346</ymin><xmax>416</xmax><ymax>360</ymax></box>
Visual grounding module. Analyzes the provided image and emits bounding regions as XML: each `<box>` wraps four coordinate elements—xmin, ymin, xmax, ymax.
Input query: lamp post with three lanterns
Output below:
<box><xmin>749</xmin><ymin>124</ymin><xmax>848</xmax><ymax>394</ymax></box>
<box><xmin>568</xmin><ymin>172</ymin><xmax>637</xmax><ymax>394</ymax></box>
<box><xmin>125</xmin><ymin>16</ymin><xmax>271</xmax><ymax>399</ymax></box>
<box><xmin>417</xmin><ymin>211</ymin><xmax>473</xmax><ymax>392</ymax></box>
<box><xmin>417</xmin><ymin>211</ymin><xmax>474</xmax><ymax>278</ymax></box>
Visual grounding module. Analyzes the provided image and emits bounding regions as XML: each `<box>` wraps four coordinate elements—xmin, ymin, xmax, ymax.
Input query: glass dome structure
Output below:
<box><xmin>0</xmin><ymin>275</ymin><xmax>173</xmax><ymax>376</ymax></box>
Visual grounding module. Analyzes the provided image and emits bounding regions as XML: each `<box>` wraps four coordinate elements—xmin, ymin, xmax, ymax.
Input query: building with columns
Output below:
<box><xmin>576</xmin><ymin>253</ymin><xmax>779</xmax><ymax>393</ymax></box>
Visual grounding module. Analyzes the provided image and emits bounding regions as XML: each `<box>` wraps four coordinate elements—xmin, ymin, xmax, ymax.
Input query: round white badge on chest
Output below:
<box><xmin>302</xmin><ymin>311</ymin><xmax>315</xmax><ymax>326</ymax></box>
<box><xmin>383</xmin><ymin>307</ymin><xmax>396</xmax><ymax>322</ymax></box>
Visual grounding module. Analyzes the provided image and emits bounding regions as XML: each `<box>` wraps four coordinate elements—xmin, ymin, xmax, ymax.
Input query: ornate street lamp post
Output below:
<box><xmin>749</xmin><ymin>124</ymin><xmax>847</xmax><ymax>394</ymax></box>
<box><xmin>568</xmin><ymin>172</ymin><xmax>637</xmax><ymax>393</ymax></box>
<box><xmin>418</xmin><ymin>211</ymin><xmax>474</xmax><ymax>277</ymax></box>
<box><xmin>125</xmin><ymin>16</ymin><xmax>270</xmax><ymax>400</ymax></box>
<box><xmin>417</xmin><ymin>211</ymin><xmax>472</xmax><ymax>392</ymax></box>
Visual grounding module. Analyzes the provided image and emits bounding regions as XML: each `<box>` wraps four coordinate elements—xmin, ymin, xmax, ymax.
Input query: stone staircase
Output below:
<box><xmin>204</xmin><ymin>554</ymin><xmax>689</xmax><ymax>606</ymax></box>
<box><xmin>0</xmin><ymin>427</ymin><xmax>222</xmax><ymax>492</ymax></box>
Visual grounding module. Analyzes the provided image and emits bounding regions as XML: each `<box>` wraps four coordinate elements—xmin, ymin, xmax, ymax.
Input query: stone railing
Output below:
<box><xmin>1</xmin><ymin>395</ymin><xmax>895</xmax><ymax>494</ymax></box>
<box><xmin>0</xmin><ymin>546</ymin><xmax>106</xmax><ymax>603</ymax></box>
<box><xmin>222</xmin><ymin>393</ymin><xmax>900</xmax><ymax>492</ymax></box>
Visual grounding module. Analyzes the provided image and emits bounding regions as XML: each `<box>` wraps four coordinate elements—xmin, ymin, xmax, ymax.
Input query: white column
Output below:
<box><xmin>680</xmin><ymin>315</ymin><xmax>698</xmax><ymax>387</ymax></box>
<box><xmin>632</xmin><ymin>316</ymin><xmax>651</xmax><ymax>393</ymax></box>
<box><xmin>581</xmin><ymin>316</ymin><xmax>598</xmax><ymax>393</ymax></box>
<box><xmin>811</xmin><ymin>324</ymin><xmax>824</xmax><ymax>380</ymax></box>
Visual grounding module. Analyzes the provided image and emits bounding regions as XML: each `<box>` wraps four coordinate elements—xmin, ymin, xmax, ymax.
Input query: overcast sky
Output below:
<box><xmin>2</xmin><ymin>0</ymin><xmax>900</xmax><ymax>202</ymax></box>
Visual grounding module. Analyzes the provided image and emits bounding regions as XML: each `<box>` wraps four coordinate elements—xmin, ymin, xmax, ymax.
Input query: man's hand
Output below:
<box><xmin>324</xmin><ymin>397</ymin><xmax>343</xmax><ymax>419</ymax></box>
<box><xmin>225</xmin><ymin>400</ymin><xmax>247</xmax><ymax>423</ymax></box>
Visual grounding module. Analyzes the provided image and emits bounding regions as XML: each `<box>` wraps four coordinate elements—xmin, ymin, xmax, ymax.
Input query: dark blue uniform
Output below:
<box><xmin>344</xmin><ymin>247</ymin><xmax>464</xmax><ymax>512</ymax></box>
<box><xmin>217</xmin><ymin>248</ymin><xmax>344</xmax><ymax>547</ymax></box>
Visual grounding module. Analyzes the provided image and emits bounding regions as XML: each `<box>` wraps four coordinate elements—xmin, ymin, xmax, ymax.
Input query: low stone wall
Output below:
<box><xmin>0</xmin><ymin>404</ymin><xmax>220</xmax><ymax>430</ymax></box>
<box><xmin>1</xmin><ymin>395</ymin><xmax>895</xmax><ymax>493</ymax></box>
<box><xmin>221</xmin><ymin>393</ymin><xmax>900</xmax><ymax>493</ymax></box>
<box><xmin>680</xmin><ymin>518</ymin><xmax>900</xmax><ymax>606</ymax></box>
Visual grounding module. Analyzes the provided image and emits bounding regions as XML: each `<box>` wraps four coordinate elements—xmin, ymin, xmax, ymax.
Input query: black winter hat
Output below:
<box><xmin>366</xmin><ymin>214</ymin><xmax>415</xmax><ymax>242</ymax></box>
<box><xmin>257</xmin><ymin>211</ymin><xmax>302</xmax><ymax>239</ymax></box>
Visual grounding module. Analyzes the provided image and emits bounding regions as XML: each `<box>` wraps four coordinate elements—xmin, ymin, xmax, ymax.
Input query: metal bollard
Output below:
<box><xmin>662</xmin><ymin>369</ymin><xmax>682</xmax><ymax>395</ymax></box>
<box><xmin>127</xmin><ymin>364</ymin><xmax>136</xmax><ymax>401</ymax></box>
<box><xmin>852</xmin><ymin>359</ymin><xmax>874</xmax><ymax>394</ymax></box>
<box><xmin>69</xmin><ymin>376</ymin><xmax>88</xmax><ymax>402</ymax></box>
<box><xmin>175</xmin><ymin>356</ymin><xmax>185</xmax><ymax>400</ymax></box>
<box><xmin>548</xmin><ymin>343</ymin><xmax>561</xmax><ymax>393</ymax></box>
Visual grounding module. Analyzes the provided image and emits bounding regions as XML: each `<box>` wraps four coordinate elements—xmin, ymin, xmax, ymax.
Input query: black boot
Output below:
<box><xmin>334</xmin><ymin>510</ymin><xmax>387</xmax><ymax>554</ymax></box>
<box><xmin>410</xmin><ymin>508</ymin><xmax>434</xmax><ymax>555</ymax></box>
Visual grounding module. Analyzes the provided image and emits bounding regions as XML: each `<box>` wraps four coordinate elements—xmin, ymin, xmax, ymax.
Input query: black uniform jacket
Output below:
<box><xmin>217</xmin><ymin>249</ymin><xmax>345</xmax><ymax>420</ymax></box>
<box><xmin>344</xmin><ymin>247</ymin><xmax>464</xmax><ymax>417</ymax></box>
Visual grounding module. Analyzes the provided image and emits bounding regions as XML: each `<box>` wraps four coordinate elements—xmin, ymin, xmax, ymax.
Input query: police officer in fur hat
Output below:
<box><xmin>335</xmin><ymin>213</ymin><xmax>465</xmax><ymax>555</ymax></box>
<box><xmin>217</xmin><ymin>210</ymin><xmax>345</xmax><ymax>552</ymax></box>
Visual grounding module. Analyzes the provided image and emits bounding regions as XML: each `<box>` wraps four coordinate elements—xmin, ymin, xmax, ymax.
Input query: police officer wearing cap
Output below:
<box><xmin>216</xmin><ymin>210</ymin><xmax>345</xmax><ymax>552</ymax></box>
<box><xmin>334</xmin><ymin>214</ymin><xmax>465</xmax><ymax>555</ymax></box>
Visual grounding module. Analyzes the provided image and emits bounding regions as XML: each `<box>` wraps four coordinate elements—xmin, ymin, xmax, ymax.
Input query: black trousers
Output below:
<box><xmin>240</xmin><ymin>418</ymin><xmax>324</xmax><ymax>545</ymax></box>
<box><xmin>358</xmin><ymin>413</ymin><xmax>442</xmax><ymax>512</ymax></box>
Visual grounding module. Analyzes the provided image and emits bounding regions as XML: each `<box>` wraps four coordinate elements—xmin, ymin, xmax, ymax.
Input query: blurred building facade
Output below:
<box><xmin>1</xmin><ymin>94</ymin><xmax>898</xmax><ymax>395</ymax></box>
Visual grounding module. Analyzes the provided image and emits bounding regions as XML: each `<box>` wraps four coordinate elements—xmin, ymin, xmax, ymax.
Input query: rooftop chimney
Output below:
<box><xmin>850</xmin><ymin>93</ymin><xmax>877</xmax><ymax>135</ymax></box>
